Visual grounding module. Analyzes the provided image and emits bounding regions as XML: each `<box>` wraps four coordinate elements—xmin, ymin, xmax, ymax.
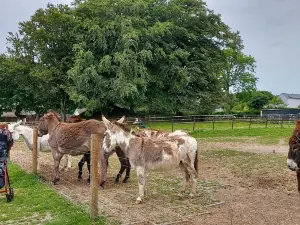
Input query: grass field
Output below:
<box><xmin>145</xmin><ymin>120</ymin><xmax>296</xmax><ymax>132</ymax></box>
<box><xmin>0</xmin><ymin>163</ymin><xmax>107</xmax><ymax>225</ymax></box>
<box><xmin>144</xmin><ymin>121</ymin><xmax>294</xmax><ymax>145</ymax></box>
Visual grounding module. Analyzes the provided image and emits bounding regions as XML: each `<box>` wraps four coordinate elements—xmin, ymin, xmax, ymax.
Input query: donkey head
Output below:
<box><xmin>102</xmin><ymin>115</ymin><xmax>129</xmax><ymax>153</ymax></box>
<box><xmin>287</xmin><ymin>120</ymin><xmax>300</xmax><ymax>171</ymax></box>
<box><xmin>38</xmin><ymin>110</ymin><xmax>62</xmax><ymax>137</ymax></box>
<box><xmin>8</xmin><ymin>120</ymin><xmax>22</xmax><ymax>141</ymax></box>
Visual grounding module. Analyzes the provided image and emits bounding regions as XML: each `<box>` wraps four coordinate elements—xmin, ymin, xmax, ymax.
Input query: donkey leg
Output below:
<box><xmin>296</xmin><ymin>170</ymin><xmax>300</xmax><ymax>194</ymax></box>
<box><xmin>67</xmin><ymin>155</ymin><xmax>72</xmax><ymax>169</ymax></box>
<box><xmin>116</xmin><ymin>165</ymin><xmax>126</xmax><ymax>184</ymax></box>
<box><xmin>115</xmin><ymin>150</ymin><xmax>126</xmax><ymax>183</ymax></box>
<box><xmin>136</xmin><ymin>166</ymin><xmax>146</xmax><ymax>204</ymax></box>
<box><xmin>77</xmin><ymin>156</ymin><xmax>85</xmax><ymax>181</ymax></box>
<box><xmin>123</xmin><ymin>159</ymin><xmax>131</xmax><ymax>183</ymax></box>
<box><xmin>183</xmin><ymin>160</ymin><xmax>197</xmax><ymax>196</ymax></box>
<box><xmin>86</xmin><ymin>153</ymin><xmax>91</xmax><ymax>183</ymax></box>
<box><xmin>179</xmin><ymin>162</ymin><xmax>190</xmax><ymax>194</ymax></box>
<box><xmin>99</xmin><ymin>149</ymin><xmax>108</xmax><ymax>189</ymax></box>
<box><xmin>52</xmin><ymin>150</ymin><xmax>64</xmax><ymax>185</ymax></box>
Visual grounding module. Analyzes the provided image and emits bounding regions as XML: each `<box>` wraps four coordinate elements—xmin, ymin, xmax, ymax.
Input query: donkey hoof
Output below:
<box><xmin>123</xmin><ymin>179</ymin><xmax>128</xmax><ymax>183</ymax></box>
<box><xmin>87</xmin><ymin>179</ymin><xmax>90</xmax><ymax>184</ymax></box>
<box><xmin>99</xmin><ymin>181</ymin><xmax>105</xmax><ymax>189</ymax></box>
<box><xmin>115</xmin><ymin>179</ymin><xmax>120</xmax><ymax>184</ymax></box>
<box><xmin>52</xmin><ymin>179</ymin><xmax>59</xmax><ymax>185</ymax></box>
<box><xmin>135</xmin><ymin>197</ymin><xmax>143</xmax><ymax>204</ymax></box>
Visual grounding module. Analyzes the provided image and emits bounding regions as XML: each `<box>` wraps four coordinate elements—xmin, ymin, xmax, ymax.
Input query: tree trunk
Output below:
<box><xmin>60</xmin><ymin>93</ymin><xmax>67</xmax><ymax>122</ymax></box>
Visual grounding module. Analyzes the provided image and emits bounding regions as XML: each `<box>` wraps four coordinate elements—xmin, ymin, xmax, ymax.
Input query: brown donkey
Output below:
<box><xmin>68</xmin><ymin>115</ymin><xmax>132</xmax><ymax>185</ymax></box>
<box><xmin>102</xmin><ymin>115</ymin><xmax>198</xmax><ymax>204</ymax></box>
<box><xmin>38</xmin><ymin>110</ymin><xmax>125</xmax><ymax>185</ymax></box>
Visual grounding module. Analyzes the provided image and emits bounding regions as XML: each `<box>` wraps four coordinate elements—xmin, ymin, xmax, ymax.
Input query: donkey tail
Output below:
<box><xmin>194</xmin><ymin>149</ymin><xmax>199</xmax><ymax>178</ymax></box>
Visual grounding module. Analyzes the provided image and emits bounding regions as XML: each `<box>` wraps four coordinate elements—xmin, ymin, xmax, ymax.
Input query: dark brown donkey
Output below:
<box><xmin>287</xmin><ymin>120</ymin><xmax>300</xmax><ymax>193</ymax></box>
<box><xmin>68</xmin><ymin>115</ymin><xmax>131</xmax><ymax>185</ymax></box>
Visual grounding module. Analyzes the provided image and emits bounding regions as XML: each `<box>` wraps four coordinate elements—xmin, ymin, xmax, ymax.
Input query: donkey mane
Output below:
<box><xmin>113</xmin><ymin>122</ymin><xmax>131</xmax><ymax>132</ymax></box>
<box><xmin>289</xmin><ymin>120</ymin><xmax>300</xmax><ymax>146</ymax></box>
<box><xmin>48</xmin><ymin>109</ymin><xmax>62</xmax><ymax>121</ymax></box>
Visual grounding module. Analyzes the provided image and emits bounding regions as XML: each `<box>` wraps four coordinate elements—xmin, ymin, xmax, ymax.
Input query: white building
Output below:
<box><xmin>279</xmin><ymin>93</ymin><xmax>300</xmax><ymax>108</ymax></box>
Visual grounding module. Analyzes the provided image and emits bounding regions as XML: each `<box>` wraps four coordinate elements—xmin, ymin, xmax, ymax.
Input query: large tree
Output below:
<box><xmin>0</xmin><ymin>54</ymin><xmax>59</xmax><ymax>116</ymax></box>
<box><xmin>220</xmin><ymin>48</ymin><xmax>257</xmax><ymax>113</ymax></box>
<box><xmin>6</xmin><ymin>3</ymin><xmax>77</xmax><ymax>120</ymax></box>
<box><xmin>3</xmin><ymin>0</ymin><xmax>246</xmax><ymax>116</ymax></box>
<box><xmin>67</xmin><ymin>0</ymin><xmax>243</xmax><ymax>114</ymax></box>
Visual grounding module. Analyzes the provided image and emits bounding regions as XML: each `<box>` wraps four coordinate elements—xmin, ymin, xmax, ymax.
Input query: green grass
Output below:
<box><xmin>143</xmin><ymin>121</ymin><xmax>294</xmax><ymax>145</ymax></box>
<box><xmin>0</xmin><ymin>163</ymin><xmax>108</xmax><ymax>225</ymax></box>
<box><xmin>145</xmin><ymin>120</ymin><xmax>296</xmax><ymax>132</ymax></box>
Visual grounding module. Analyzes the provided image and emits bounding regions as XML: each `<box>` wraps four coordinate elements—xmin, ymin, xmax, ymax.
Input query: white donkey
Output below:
<box><xmin>102</xmin><ymin>115</ymin><xmax>198</xmax><ymax>204</ymax></box>
<box><xmin>8</xmin><ymin>120</ymin><xmax>72</xmax><ymax>169</ymax></box>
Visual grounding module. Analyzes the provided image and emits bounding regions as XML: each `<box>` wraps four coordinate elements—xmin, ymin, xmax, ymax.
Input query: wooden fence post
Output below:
<box><xmin>281</xmin><ymin>118</ymin><xmax>283</xmax><ymax>128</ymax></box>
<box><xmin>90</xmin><ymin>134</ymin><xmax>100</xmax><ymax>219</ymax></box>
<box><xmin>171</xmin><ymin>119</ymin><xmax>174</xmax><ymax>132</ymax></box>
<box><xmin>32</xmin><ymin>127</ymin><xmax>38</xmax><ymax>174</ymax></box>
<box><xmin>212</xmin><ymin>119</ymin><xmax>215</xmax><ymax>130</ymax></box>
<box><xmin>231</xmin><ymin>119</ymin><xmax>234</xmax><ymax>129</ymax></box>
<box><xmin>249</xmin><ymin>118</ymin><xmax>252</xmax><ymax>129</ymax></box>
<box><xmin>265</xmin><ymin>118</ymin><xmax>268</xmax><ymax>128</ymax></box>
<box><xmin>193</xmin><ymin>117</ymin><xmax>196</xmax><ymax>132</ymax></box>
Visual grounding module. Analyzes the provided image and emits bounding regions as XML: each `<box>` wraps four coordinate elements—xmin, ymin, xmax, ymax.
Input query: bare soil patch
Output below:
<box><xmin>198</xmin><ymin>137</ymin><xmax>288</xmax><ymax>154</ymax></box>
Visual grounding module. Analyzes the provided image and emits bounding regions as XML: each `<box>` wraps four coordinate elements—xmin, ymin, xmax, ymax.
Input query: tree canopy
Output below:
<box><xmin>0</xmin><ymin>0</ymin><xmax>258</xmax><ymax>116</ymax></box>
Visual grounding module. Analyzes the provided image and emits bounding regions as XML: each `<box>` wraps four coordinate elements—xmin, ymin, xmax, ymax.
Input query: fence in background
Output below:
<box><xmin>3</xmin><ymin>114</ymin><xmax>300</xmax><ymax>132</ymax></box>
<box><xmin>135</xmin><ymin>115</ymin><xmax>300</xmax><ymax>132</ymax></box>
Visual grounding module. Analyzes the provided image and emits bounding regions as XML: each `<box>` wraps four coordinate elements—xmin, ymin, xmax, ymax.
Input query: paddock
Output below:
<box><xmin>9</xmin><ymin>133</ymin><xmax>300</xmax><ymax>225</ymax></box>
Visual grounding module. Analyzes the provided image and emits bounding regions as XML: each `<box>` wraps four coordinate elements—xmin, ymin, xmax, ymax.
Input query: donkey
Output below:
<box><xmin>8</xmin><ymin>120</ymin><xmax>72</xmax><ymax>169</ymax></box>
<box><xmin>114</xmin><ymin>128</ymin><xmax>191</xmax><ymax>182</ymax></box>
<box><xmin>66</xmin><ymin>115</ymin><xmax>92</xmax><ymax>183</ymax></box>
<box><xmin>68</xmin><ymin>115</ymin><xmax>131</xmax><ymax>185</ymax></box>
<box><xmin>38</xmin><ymin>110</ymin><xmax>126</xmax><ymax>186</ymax></box>
<box><xmin>287</xmin><ymin>120</ymin><xmax>300</xmax><ymax>193</ymax></box>
<box><xmin>102</xmin><ymin>115</ymin><xmax>198</xmax><ymax>204</ymax></box>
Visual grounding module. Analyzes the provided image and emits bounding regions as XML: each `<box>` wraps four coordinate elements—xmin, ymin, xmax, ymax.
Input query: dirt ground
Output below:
<box><xmin>9</xmin><ymin>139</ymin><xmax>300</xmax><ymax>225</ymax></box>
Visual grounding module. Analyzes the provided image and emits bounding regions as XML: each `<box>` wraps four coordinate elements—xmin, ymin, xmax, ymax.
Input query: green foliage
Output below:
<box><xmin>0</xmin><ymin>55</ymin><xmax>57</xmax><ymax>115</ymax></box>
<box><xmin>67</xmin><ymin>0</ymin><xmax>242</xmax><ymax>114</ymax></box>
<box><xmin>265</xmin><ymin>95</ymin><xmax>286</xmax><ymax>108</ymax></box>
<box><xmin>219</xmin><ymin>48</ymin><xmax>257</xmax><ymax>113</ymax></box>
<box><xmin>2</xmin><ymin>0</ymin><xmax>252</xmax><ymax>115</ymax></box>
<box><xmin>5</xmin><ymin>3</ymin><xmax>78</xmax><ymax>118</ymax></box>
<box><xmin>248</xmin><ymin>91</ymin><xmax>273</xmax><ymax>110</ymax></box>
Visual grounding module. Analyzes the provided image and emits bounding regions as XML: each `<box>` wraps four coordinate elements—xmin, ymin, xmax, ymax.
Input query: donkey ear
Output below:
<box><xmin>116</xmin><ymin>115</ymin><xmax>126</xmax><ymax>124</ymax></box>
<box><xmin>13</xmin><ymin>120</ymin><xmax>22</xmax><ymax>129</ymax></box>
<box><xmin>101</xmin><ymin>115</ymin><xmax>112</xmax><ymax>128</ymax></box>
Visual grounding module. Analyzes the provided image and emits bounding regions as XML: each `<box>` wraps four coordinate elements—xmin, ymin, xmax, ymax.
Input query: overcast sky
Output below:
<box><xmin>1</xmin><ymin>0</ymin><xmax>298</xmax><ymax>95</ymax></box>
